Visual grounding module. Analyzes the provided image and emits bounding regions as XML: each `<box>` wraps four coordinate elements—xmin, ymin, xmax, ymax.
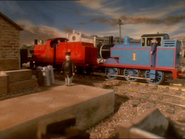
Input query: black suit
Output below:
<box><xmin>151</xmin><ymin>43</ymin><xmax>157</xmax><ymax>67</ymax></box>
<box><xmin>61</xmin><ymin>60</ymin><xmax>75</xmax><ymax>78</ymax></box>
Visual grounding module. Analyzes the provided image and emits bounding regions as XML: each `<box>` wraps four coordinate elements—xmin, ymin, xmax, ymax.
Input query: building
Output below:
<box><xmin>0</xmin><ymin>12</ymin><xmax>37</xmax><ymax>96</ymax></box>
<box><xmin>0</xmin><ymin>12</ymin><xmax>23</xmax><ymax>70</ymax></box>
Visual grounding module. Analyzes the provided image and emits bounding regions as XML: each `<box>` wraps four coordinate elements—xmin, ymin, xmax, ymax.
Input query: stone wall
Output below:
<box><xmin>0</xmin><ymin>16</ymin><xmax>20</xmax><ymax>70</ymax></box>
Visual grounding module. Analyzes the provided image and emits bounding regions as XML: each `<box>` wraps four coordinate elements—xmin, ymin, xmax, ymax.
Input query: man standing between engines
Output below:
<box><xmin>151</xmin><ymin>38</ymin><xmax>158</xmax><ymax>67</ymax></box>
<box><xmin>61</xmin><ymin>49</ymin><xmax>75</xmax><ymax>86</ymax></box>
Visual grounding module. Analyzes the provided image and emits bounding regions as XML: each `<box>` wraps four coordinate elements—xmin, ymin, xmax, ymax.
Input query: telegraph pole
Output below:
<box><xmin>118</xmin><ymin>19</ymin><xmax>123</xmax><ymax>44</ymax></box>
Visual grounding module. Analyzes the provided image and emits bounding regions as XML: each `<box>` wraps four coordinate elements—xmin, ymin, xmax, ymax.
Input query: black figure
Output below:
<box><xmin>151</xmin><ymin>38</ymin><xmax>157</xmax><ymax>67</ymax></box>
<box><xmin>61</xmin><ymin>50</ymin><xmax>75</xmax><ymax>86</ymax></box>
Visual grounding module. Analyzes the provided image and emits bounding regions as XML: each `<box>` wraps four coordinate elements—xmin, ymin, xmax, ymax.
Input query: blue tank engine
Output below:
<box><xmin>103</xmin><ymin>33</ymin><xmax>182</xmax><ymax>85</ymax></box>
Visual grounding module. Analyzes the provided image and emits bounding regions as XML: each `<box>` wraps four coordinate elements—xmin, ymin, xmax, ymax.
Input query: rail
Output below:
<box><xmin>107</xmin><ymin>73</ymin><xmax>152</xmax><ymax>81</ymax></box>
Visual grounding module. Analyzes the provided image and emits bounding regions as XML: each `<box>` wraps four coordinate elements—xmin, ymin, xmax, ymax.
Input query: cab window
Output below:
<box><xmin>156</xmin><ymin>38</ymin><xmax>161</xmax><ymax>46</ymax></box>
<box><xmin>182</xmin><ymin>41</ymin><xmax>185</xmax><ymax>47</ymax></box>
<box><xmin>50</xmin><ymin>40</ymin><xmax>58</xmax><ymax>48</ymax></box>
<box><xmin>164</xmin><ymin>35</ymin><xmax>169</xmax><ymax>40</ymax></box>
<box><xmin>142</xmin><ymin>38</ymin><xmax>145</xmax><ymax>47</ymax></box>
<box><xmin>146</xmin><ymin>38</ymin><xmax>152</xmax><ymax>47</ymax></box>
<box><xmin>146</xmin><ymin>37</ymin><xmax>161</xmax><ymax>47</ymax></box>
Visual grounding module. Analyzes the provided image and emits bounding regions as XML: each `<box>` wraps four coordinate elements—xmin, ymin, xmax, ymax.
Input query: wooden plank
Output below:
<box><xmin>168</xmin><ymin>86</ymin><xmax>180</xmax><ymax>91</ymax></box>
<box><xmin>130</xmin><ymin>96</ymin><xmax>185</xmax><ymax>108</ymax></box>
<box><xmin>170</xmin><ymin>83</ymin><xmax>183</xmax><ymax>86</ymax></box>
<box><xmin>157</xmin><ymin>85</ymin><xmax>168</xmax><ymax>89</ymax></box>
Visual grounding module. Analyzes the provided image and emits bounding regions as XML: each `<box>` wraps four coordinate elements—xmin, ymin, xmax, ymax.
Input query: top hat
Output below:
<box><xmin>65</xmin><ymin>49</ymin><xmax>71</xmax><ymax>55</ymax></box>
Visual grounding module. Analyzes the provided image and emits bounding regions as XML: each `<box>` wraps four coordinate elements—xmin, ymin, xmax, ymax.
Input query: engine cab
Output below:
<box><xmin>141</xmin><ymin>33</ymin><xmax>170</xmax><ymax>47</ymax></box>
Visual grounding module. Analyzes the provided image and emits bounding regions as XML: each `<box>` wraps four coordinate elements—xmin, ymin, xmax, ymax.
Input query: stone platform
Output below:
<box><xmin>0</xmin><ymin>69</ymin><xmax>37</xmax><ymax>95</ymax></box>
<box><xmin>0</xmin><ymin>80</ymin><xmax>114</xmax><ymax>139</ymax></box>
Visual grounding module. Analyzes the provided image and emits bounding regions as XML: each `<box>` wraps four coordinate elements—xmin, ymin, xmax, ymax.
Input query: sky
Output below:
<box><xmin>0</xmin><ymin>0</ymin><xmax>185</xmax><ymax>46</ymax></box>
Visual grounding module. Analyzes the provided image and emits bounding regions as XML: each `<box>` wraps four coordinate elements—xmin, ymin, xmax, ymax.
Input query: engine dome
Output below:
<box><xmin>124</xmin><ymin>36</ymin><xmax>130</xmax><ymax>44</ymax></box>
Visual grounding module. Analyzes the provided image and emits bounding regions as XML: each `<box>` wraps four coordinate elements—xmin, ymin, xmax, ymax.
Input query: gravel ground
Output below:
<box><xmin>85</xmin><ymin>80</ymin><xmax>185</xmax><ymax>139</ymax></box>
<box><xmin>86</xmin><ymin>93</ymin><xmax>185</xmax><ymax>138</ymax></box>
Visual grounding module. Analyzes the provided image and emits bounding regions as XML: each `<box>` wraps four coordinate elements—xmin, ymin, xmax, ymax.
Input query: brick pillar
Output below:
<box><xmin>0</xmin><ymin>16</ymin><xmax>21</xmax><ymax>70</ymax></box>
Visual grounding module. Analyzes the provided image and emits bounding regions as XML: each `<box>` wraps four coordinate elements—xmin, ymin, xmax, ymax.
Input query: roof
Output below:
<box><xmin>47</xmin><ymin>37</ymin><xmax>68</xmax><ymax>41</ymax></box>
<box><xmin>0</xmin><ymin>12</ymin><xmax>23</xmax><ymax>31</ymax></box>
<box><xmin>141</xmin><ymin>33</ymin><xmax>169</xmax><ymax>37</ymax></box>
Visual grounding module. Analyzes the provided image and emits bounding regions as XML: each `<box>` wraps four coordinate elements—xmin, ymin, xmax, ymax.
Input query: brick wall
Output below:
<box><xmin>0</xmin><ymin>16</ymin><xmax>20</xmax><ymax>70</ymax></box>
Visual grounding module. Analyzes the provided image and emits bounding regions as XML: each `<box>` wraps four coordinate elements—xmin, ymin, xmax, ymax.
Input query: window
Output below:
<box><xmin>142</xmin><ymin>38</ymin><xmax>145</xmax><ymax>47</ymax></box>
<box><xmin>182</xmin><ymin>41</ymin><xmax>185</xmax><ymax>46</ymax></box>
<box><xmin>146</xmin><ymin>38</ymin><xmax>152</xmax><ymax>47</ymax></box>
<box><xmin>146</xmin><ymin>37</ymin><xmax>161</xmax><ymax>47</ymax></box>
<box><xmin>156</xmin><ymin>38</ymin><xmax>161</xmax><ymax>46</ymax></box>
<box><xmin>164</xmin><ymin>35</ymin><xmax>169</xmax><ymax>40</ymax></box>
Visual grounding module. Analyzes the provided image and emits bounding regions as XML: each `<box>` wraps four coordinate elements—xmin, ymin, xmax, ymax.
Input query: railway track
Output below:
<box><xmin>60</xmin><ymin>73</ymin><xmax>185</xmax><ymax>110</ymax></box>
<box><xmin>114</xmin><ymin>84</ymin><xmax>185</xmax><ymax>109</ymax></box>
<box><xmin>69</xmin><ymin>72</ymin><xmax>185</xmax><ymax>90</ymax></box>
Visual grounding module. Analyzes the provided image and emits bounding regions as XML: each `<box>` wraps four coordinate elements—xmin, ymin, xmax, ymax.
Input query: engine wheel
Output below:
<box><xmin>105</xmin><ymin>67</ymin><xmax>118</xmax><ymax>79</ymax></box>
<box><xmin>145</xmin><ymin>70</ymin><xmax>164</xmax><ymax>85</ymax></box>
<box><xmin>124</xmin><ymin>69</ymin><xmax>140</xmax><ymax>82</ymax></box>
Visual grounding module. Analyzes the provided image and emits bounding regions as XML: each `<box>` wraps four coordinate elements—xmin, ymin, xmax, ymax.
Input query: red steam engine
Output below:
<box><xmin>27</xmin><ymin>31</ymin><xmax>98</xmax><ymax>74</ymax></box>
